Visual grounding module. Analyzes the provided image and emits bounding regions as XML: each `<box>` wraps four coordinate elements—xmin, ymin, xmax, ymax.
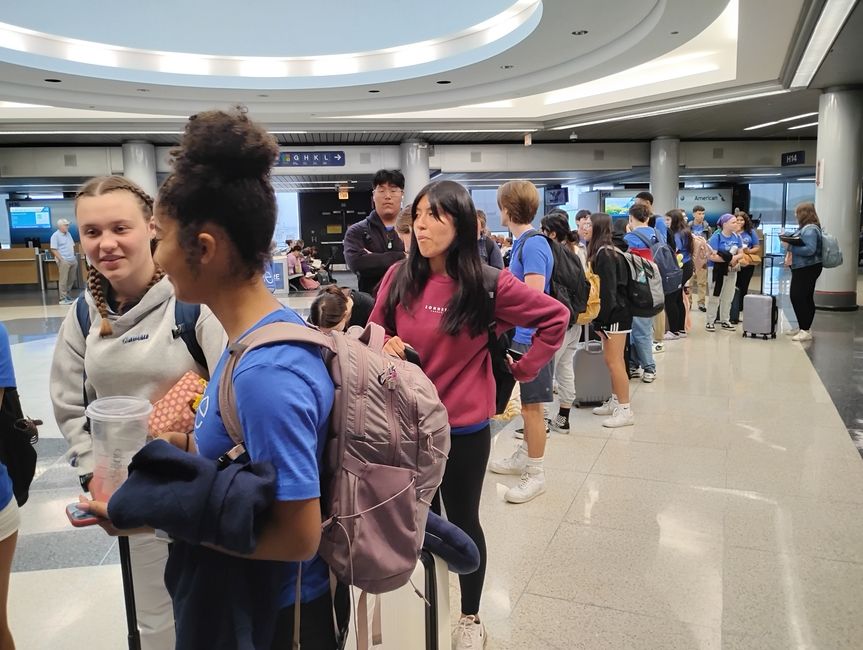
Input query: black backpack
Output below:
<box><xmin>631</xmin><ymin>228</ymin><xmax>683</xmax><ymax>294</ymax></box>
<box><xmin>481</xmin><ymin>267</ymin><xmax>515</xmax><ymax>415</ymax></box>
<box><xmin>517</xmin><ymin>231</ymin><xmax>590</xmax><ymax>326</ymax></box>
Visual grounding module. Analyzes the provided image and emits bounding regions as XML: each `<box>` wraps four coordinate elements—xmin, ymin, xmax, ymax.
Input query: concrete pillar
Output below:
<box><xmin>650</xmin><ymin>137</ymin><xmax>680</xmax><ymax>213</ymax></box>
<box><xmin>121</xmin><ymin>141</ymin><xmax>158</xmax><ymax>199</ymax></box>
<box><xmin>814</xmin><ymin>88</ymin><xmax>862</xmax><ymax>311</ymax></box>
<box><xmin>399</xmin><ymin>141</ymin><xmax>430</xmax><ymax>206</ymax></box>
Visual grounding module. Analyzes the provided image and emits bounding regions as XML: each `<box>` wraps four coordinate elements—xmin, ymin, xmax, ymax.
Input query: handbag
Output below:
<box><xmin>149</xmin><ymin>371</ymin><xmax>207</xmax><ymax>437</ymax></box>
<box><xmin>0</xmin><ymin>387</ymin><xmax>40</xmax><ymax>506</ymax></box>
<box><xmin>743</xmin><ymin>251</ymin><xmax>762</xmax><ymax>266</ymax></box>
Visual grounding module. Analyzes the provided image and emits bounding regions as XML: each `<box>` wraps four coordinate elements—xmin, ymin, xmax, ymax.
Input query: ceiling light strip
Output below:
<box><xmin>791</xmin><ymin>0</ymin><xmax>857</xmax><ymax>88</ymax></box>
<box><xmin>788</xmin><ymin>122</ymin><xmax>819</xmax><ymax>130</ymax></box>
<box><xmin>743</xmin><ymin>112</ymin><xmax>819</xmax><ymax>131</ymax></box>
<box><xmin>0</xmin><ymin>130</ymin><xmax>308</xmax><ymax>135</ymax></box>
<box><xmin>550</xmin><ymin>89</ymin><xmax>788</xmax><ymax>130</ymax></box>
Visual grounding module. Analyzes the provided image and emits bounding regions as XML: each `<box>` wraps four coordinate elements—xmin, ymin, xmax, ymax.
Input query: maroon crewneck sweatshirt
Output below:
<box><xmin>369</xmin><ymin>266</ymin><xmax>567</xmax><ymax>430</ymax></box>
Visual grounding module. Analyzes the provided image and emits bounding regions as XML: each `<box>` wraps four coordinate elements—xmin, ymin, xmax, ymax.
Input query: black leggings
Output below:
<box><xmin>790</xmin><ymin>263</ymin><xmax>823</xmax><ymax>330</ymax></box>
<box><xmin>735</xmin><ymin>264</ymin><xmax>756</xmax><ymax>314</ymax></box>
<box><xmin>665</xmin><ymin>260</ymin><xmax>694</xmax><ymax>334</ymax></box>
<box><xmin>271</xmin><ymin>590</ymin><xmax>341</xmax><ymax>650</ymax></box>
<box><xmin>431</xmin><ymin>426</ymin><xmax>490</xmax><ymax>617</ymax></box>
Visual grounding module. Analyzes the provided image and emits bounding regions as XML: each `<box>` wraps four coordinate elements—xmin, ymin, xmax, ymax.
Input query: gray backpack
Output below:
<box><xmin>217</xmin><ymin>321</ymin><xmax>451</xmax><ymax>596</ymax></box>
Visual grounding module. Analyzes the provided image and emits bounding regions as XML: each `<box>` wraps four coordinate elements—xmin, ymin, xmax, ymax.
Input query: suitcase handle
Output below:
<box><xmin>584</xmin><ymin>340</ymin><xmax>603</xmax><ymax>353</ymax></box>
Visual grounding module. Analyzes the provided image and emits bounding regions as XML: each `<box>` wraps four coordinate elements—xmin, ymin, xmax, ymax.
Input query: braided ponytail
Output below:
<box><xmin>86</xmin><ymin>264</ymin><xmax>166</xmax><ymax>338</ymax></box>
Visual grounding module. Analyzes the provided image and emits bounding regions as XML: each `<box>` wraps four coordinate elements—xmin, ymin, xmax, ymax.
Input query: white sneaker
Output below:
<box><xmin>785</xmin><ymin>328</ymin><xmax>800</xmax><ymax>337</ymax></box>
<box><xmin>453</xmin><ymin>615</ymin><xmax>487</xmax><ymax>649</ymax></box>
<box><xmin>505</xmin><ymin>469</ymin><xmax>546</xmax><ymax>504</ymax></box>
<box><xmin>792</xmin><ymin>330</ymin><xmax>813</xmax><ymax>342</ymax></box>
<box><xmin>653</xmin><ymin>342</ymin><xmax>665</xmax><ymax>354</ymax></box>
<box><xmin>488</xmin><ymin>445</ymin><xmax>528</xmax><ymax>475</ymax></box>
<box><xmin>593</xmin><ymin>396</ymin><xmax>619</xmax><ymax>416</ymax></box>
<box><xmin>602</xmin><ymin>407</ymin><xmax>634</xmax><ymax>428</ymax></box>
<box><xmin>642</xmin><ymin>370</ymin><xmax>656</xmax><ymax>383</ymax></box>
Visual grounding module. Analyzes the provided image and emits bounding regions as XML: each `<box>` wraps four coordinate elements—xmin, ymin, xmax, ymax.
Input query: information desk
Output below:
<box><xmin>0</xmin><ymin>248</ymin><xmax>41</xmax><ymax>285</ymax></box>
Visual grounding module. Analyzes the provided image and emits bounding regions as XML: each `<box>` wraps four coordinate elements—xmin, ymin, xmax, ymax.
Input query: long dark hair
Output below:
<box><xmin>587</xmin><ymin>213</ymin><xmax>614</xmax><ymax>262</ymax></box>
<box><xmin>541</xmin><ymin>212</ymin><xmax>576</xmax><ymax>246</ymax></box>
<box><xmin>382</xmin><ymin>180</ymin><xmax>489</xmax><ymax>337</ymax></box>
<box><xmin>667</xmin><ymin>209</ymin><xmax>693</xmax><ymax>256</ymax></box>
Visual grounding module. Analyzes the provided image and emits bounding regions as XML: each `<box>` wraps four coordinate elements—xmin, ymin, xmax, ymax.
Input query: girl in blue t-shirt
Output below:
<box><xmin>0</xmin><ymin>323</ymin><xmax>19</xmax><ymax>649</ymax></box>
<box><xmin>667</xmin><ymin>209</ymin><xmax>694</xmax><ymax>336</ymax></box>
<box><xmin>85</xmin><ymin>110</ymin><xmax>339</xmax><ymax>649</ymax></box>
<box><xmin>734</xmin><ymin>212</ymin><xmax>762</xmax><ymax>320</ymax></box>
<box><xmin>706</xmin><ymin>214</ymin><xmax>745</xmax><ymax>331</ymax></box>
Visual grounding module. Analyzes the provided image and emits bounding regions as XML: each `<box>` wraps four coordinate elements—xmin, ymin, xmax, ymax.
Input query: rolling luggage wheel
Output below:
<box><xmin>762</xmin><ymin>334</ymin><xmax>768</xmax><ymax>340</ymax></box>
<box><xmin>771</xmin><ymin>333</ymin><xmax>776</xmax><ymax>339</ymax></box>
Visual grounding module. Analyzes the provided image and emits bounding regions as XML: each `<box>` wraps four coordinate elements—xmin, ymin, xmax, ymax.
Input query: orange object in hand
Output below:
<box><xmin>148</xmin><ymin>371</ymin><xmax>207</xmax><ymax>436</ymax></box>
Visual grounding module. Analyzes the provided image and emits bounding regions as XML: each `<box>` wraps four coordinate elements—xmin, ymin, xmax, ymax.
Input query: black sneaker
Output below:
<box><xmin>550</xmin><ymin>414</ymin><xmax>570</xmax><ymax>434</ymax></box>
<box><xmin>514</xmin><ymin>419</ymin><xmax>551</xmax><ymax>439</ymax></box>
<box><xmin>698</xmin><ymin>305</ymin><xmax>707</xmax><ymax>312</ymax></box>
<box><xmin>628</xmin><ymin>367</ymin><xmax>644</xmax><ymax>379</ymax></box>
<box><xmin>721</xmin><ymin>321</ymin><xmax>737</xmax><ymax>331</ymax></box>
<box><xmin>706</xmin><ymin>321</ymin><xmax>716</xmax><ymax>332</ymax></box>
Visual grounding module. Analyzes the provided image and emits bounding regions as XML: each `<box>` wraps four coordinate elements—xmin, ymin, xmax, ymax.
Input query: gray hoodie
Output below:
<box><xmin>50</xmin><ymin>277</ymin><xmax>227</xmax><ymax>477</ymax></box>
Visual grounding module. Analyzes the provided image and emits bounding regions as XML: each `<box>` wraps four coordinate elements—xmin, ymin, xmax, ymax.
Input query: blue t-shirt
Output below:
<box><xmin>50</xmin><ymin>230</ymin><xmax>76</xmax><ymax>262</ymax></box>
<box><xmin>194</xmin><ymin>308</ymin><xmax>334</xmax><ymax>608</ymax></box>
<box><xmin>624</xmin><ymin>226</ymin><xmax>660</xmax><ymax>258</ymax></box>
<box><xmin>691</xmin><ymin>222</ymin><xmax>708</xmax><ymax>238</ymax></box>
<box><xmin>509</xmin><ymin>230</ymin><xmax>553</xmax><ymax>345</ymax></box>
<box><xmin>674</xmin><ymin>232</ymin><xmax>692</xmax><ymax>264</ymax></box>
<box><xmin>707</xmin><ymin>232</ymin><xmax>744</xmax><ymax>268</ymax></box>
<box><xmin>740</xmin><ymin>229</ymin><xmax>759</xmax><ymax>250</ymax></box>
<box><xmin>0</xmin><ymin>325</ymin><xmax>17</xmax><ymax>508</ymax></box>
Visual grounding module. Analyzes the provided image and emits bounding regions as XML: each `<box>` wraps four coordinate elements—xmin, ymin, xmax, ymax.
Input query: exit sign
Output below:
<box><xmin>781</xmin><ymin>150</ymin><xmax>806</xmax><ymax>166</ymax></box>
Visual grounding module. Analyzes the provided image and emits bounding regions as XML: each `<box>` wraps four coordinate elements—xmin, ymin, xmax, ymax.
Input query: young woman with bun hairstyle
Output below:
<box><xmin>666</xmin><ymin>208</ymin><xmax>694</xmax><ymax>337</ymax></box>
<box><xmin>308</xmin><ymin>285</ymin><xmax>375</xmax><ymax>332</ymax></box>
<box><xmin>49</xmin><ymin>175</ymin><xmax>227</xmax><ymax>650</ymax></box>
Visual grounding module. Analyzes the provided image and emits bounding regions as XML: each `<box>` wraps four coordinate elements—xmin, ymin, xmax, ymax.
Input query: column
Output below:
<box><xmin>649</xmin><ymin>137</ymin><xmax>680</xmax><ymax>213</ymax></box>
<box><xmin>399</xmin><ymin>141</ymin><xmax>430</xmax><ymax>206</ymax></box>
<box><xmin>121</xmin><ymin>141</ymin><xmax>158</xmax><ymax>198</ymax></box>
<box><xmin>814</xmin><ymin>88</ymin><xmax>863</xmax><ymax>311</ymax></box>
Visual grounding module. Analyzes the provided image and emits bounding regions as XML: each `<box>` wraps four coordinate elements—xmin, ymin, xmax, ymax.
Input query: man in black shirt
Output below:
<box><xmin>343</xmin><ymin>169</ymin><xmax>408</xmax><ymax>294</ymax></box>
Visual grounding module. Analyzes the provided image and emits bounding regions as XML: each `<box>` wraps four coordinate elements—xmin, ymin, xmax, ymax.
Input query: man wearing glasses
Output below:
<box><xmin>344</xmin><ymin>169</ymin><xmax>408</xmax><ymax>294</ymax></box>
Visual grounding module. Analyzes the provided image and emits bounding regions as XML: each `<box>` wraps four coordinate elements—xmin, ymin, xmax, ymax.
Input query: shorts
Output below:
<box><xmin>511</xmin><ymin>341</ymin><xmax>554</xmax><ymax>405</ymax></box>
<box><xmin>0</xmin><ymin>497</ymin><xmax>19</xmax><ymax>541</ymax></box>
<box><xmin>593</xmin><ymin>321</ymin><xmax>632</xmax><ymax>335</ymax></box>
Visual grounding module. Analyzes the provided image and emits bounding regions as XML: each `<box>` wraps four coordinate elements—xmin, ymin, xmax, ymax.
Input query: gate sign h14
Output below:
<box><xmin>277</xmin><ymin>151</ymin><xmax>346</xmax><ymax>167</ymax></box>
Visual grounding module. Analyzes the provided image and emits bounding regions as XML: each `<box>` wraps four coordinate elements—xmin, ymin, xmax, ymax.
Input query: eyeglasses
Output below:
<box><xmin>374</xmin><ymin>187</ymin><xmax>404</xmax><ymax>196</ymax></box>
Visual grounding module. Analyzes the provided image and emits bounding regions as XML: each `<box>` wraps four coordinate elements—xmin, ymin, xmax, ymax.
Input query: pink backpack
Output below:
<box><xmin>217</xmin><ymin>321</ymin><xmax>451</xmax><ymax>596</ymax></box>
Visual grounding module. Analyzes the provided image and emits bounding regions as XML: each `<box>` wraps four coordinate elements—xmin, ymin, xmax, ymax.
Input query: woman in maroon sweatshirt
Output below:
<box><xmin>369</xmin><ymin>180</ymin><xmax>567</xmax><ymax>650</ymax></box>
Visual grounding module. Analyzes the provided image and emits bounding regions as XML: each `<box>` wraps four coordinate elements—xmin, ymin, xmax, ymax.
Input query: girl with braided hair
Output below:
<box><xmin>49</xmin><ymin>175</ymin><xmax>226</xmax><ymax>650</ymax></box>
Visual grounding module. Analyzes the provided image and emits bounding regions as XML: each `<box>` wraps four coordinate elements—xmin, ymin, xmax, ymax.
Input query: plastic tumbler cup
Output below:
<box><xmin>85</xmin><ymin>396</ymin><xmax>152</xmax><ymax>502</ymax></box>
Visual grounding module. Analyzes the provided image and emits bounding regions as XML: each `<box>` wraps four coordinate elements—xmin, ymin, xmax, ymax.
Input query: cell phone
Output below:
<box><xmin>66</xmin><ymin>503</ymin><xmax>101</xmax><ymax>528</ymax></box>
<box><xmin>403</xmin><ymin>346</ymin><xmax>422</xmax><ymax>368</ymax></box>
<box><xmin>506</xmin><ymin>348</ymin><xmax>524</xmax><ymax>362</ymax></box>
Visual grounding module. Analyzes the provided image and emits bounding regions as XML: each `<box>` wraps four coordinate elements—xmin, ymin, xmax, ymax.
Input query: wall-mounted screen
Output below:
<box><xmin>10</xmin><ymin>206</ymin><xmax>52</xmax><ymax>229</ymax></box>
<box><xmin>602</xmin><ymin>196</ymin><xmax>635</xmax><ymax>217</ymax></box>
<box><xmin>545</xmin><ymin>187</ymin><xmax>569</xmax><ymax>206</ymax></box>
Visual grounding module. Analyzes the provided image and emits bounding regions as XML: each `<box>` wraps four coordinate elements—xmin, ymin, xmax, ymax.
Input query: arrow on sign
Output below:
<box><xmin>334</xmin><ymin>154</ymin><xmax>342</xmax><ymax>161</ymax></box>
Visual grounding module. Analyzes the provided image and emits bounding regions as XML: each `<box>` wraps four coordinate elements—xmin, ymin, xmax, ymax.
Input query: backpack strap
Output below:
<box><xmin>75</xmin><ymin>295</ymin><xmax>91</xmax><ymax>338</ymax></box>
<box><xmin>217</xmin><ymin>321</ymin><xmax>338</xmax><ymax>446</ymax></box>
<box><xmin>515</xmin><ymin>230</ymin><xmax>545</xmax><ymax>266</ymax></box>
<box><xmin>172</xmin><ymin>302</ymin><xmax>208</xmax><ymax>376</ymax></box>
<box><xmin>631</xmin><ymin>229</ymin><xmax>656</xmax><ymax>249</ymax></box>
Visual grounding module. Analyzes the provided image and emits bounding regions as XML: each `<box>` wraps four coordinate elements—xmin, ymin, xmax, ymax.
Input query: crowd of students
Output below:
<box><xmin>16</xmin><ymin>110</ymin><xmax>827</xmax><ymax>650</ymax></box>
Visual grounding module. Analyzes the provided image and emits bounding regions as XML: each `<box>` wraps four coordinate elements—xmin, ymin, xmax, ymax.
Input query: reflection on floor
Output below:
<box><xmin>4</xmin><ymin>275</ymin><xmax>863</xmax><ymax>649</ymax></box>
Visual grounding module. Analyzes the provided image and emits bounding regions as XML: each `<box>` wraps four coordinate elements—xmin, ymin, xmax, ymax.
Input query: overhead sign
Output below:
<box><xmin>277</xmin><ymin>151</ymin><xmax>345</xmax><ymax>167</ymax></box>
<box><xmin>781</xmin><ymin>150</ymin><xmax>806</xmax><ymax>166</ymax></box>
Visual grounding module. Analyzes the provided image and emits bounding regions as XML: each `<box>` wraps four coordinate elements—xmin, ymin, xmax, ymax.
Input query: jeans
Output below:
<box><xmin>629</xmin><ymin>316</ymin><xmax>655</xmax><ymax>373</ymax></box>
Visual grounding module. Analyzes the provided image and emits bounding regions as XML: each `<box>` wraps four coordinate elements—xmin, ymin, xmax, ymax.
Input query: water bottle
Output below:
<box><xmin>85</xmin><ymin>396</ymin><xmax>152</xmax><ymax>502</ymax></box>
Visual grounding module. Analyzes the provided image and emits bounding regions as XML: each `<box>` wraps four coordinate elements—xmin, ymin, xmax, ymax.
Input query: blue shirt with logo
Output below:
<box><xmin>740</xmin><ymin>229</ymin><xmax>759</xmax><ymax>250</ymax></box>
<box><xmin>194</xmin><ymin>307</ymin><xmax>334</xmax><ymax>608</ymax></box>
<box><xmin>509</xmin><ymin>230</ymin><xmax>553</xmax><ymax>345</ymax></box>
<box><xmin>691</xmin><ymin>222</ymin><xmax>708</xmax><ymax>238</ymax></box>
<box><xmin>674</xmin><ymin>232</ymin><xmax>692</xmax><ymax>264</ymax></box>
<box><xmin>707</xmin><ymin>232</ymin><xmax>744</xmax><ymax>268</ymax></box>
<box><xmin>0</xmin><ymin>325</ymin><xmax>17</xmax><ymax>509</ymax></box>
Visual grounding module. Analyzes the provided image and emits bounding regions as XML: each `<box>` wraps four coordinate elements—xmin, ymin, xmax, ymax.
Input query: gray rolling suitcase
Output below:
<box><xmin>574</xmin><ymin>328</ymin><xmax>612</xmax><ymax>407</ymax></box>
<box><xmin>742</xmin><ymin>294</ymin><xmax>777</xmax><ymax>339</ymax></box>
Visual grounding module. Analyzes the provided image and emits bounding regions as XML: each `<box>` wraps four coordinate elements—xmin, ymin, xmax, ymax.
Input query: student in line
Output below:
<box><xmin>666</xmin><ymin>209</ymin><xmax>694</xmax><ymax>338</ymax></box>
<box><xmin>539</xmin><ymin>211</ymin><xmax>582</xmax><ymax>433</ymax></box>
<box><xmin>623</xmin><ymin>204</ymin><xmax>658</xmax><ymax>383</ymax></box>
<box><xmin>370</xmin><ymin>180</ymin><xmax>566</xmax><ymax>650</ymax></box>
<box><xmin>50</xmin><ymin>176</ymin><xmax>227</xmax><ymax>650</ymax></box>
<box><xmin>588</xmin><ymin>213</ymin><xmax>634</xmax><ymax>428</ymax></box>
<box><xmin>477</xmin><ymin>210</ymin><xmax>504</xmax><ymax>269</ymax></box>
<box><xmin>308</xmin><ymin>284</ymin><xmax>375</xmax><ymax>332</ymax></box>
<box><xmin>0</xmin><ymin>323</ymin><xmax>20</xmax><ymax>650</ymax></box>
<box><xmin>489</xmin><ymin>181</ymin><xmax>564</xmax><ymax>504</ymax></box>
<box><xmin>734</xmin><ymin>211</ymin><xmax>761</xmax><ymax>320</ymax></box>
<box><xmin>395</xmin><ymin>205</ymin><xmax>413</xmax><ymax>251</ymax></box>
<box><xmin>706</xmin><ymin>213</ymin><xmax>745</xmax><ymax>332</ymax></box>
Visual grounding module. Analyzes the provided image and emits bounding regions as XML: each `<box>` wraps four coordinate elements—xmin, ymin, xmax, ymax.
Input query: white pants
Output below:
<box><xmin>0</xmin><ymin>498</ymin><xmax>19</xmax><ymax>542</ymax></box>
<box><xmin>550</xmin><ymin>325</ymin><xmax>582</xmax><ymax>408</ymax></box>
<box><xmin>129</xmin><ymin>534</ymin><xmax>175</xmax><ymax>650</ymax></box>
<box><xmin>708</xmin><ymin>268</ymin><xmax>738</xmax><ymax>324</ymax></box>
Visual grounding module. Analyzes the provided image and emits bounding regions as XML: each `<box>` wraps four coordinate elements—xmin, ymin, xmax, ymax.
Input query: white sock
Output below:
<box><xmin>527</xmin><ymin>456</ymin><xmax>544</xmax><ymax>472</ymax></box>
<box><xmin>619</xmin><ymin>403</ymin><xmax>632</xmax><ymax>413</ymax></box>
<box><xmin>611</xmin><ymin>393</ymin><xmax>618</xmax><ymax>402</ymax></box>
